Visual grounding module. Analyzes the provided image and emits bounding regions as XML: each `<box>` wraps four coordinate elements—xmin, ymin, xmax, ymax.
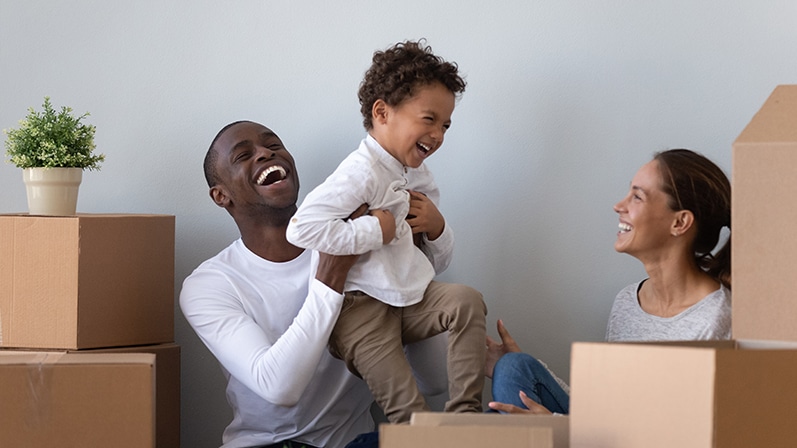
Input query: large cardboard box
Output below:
<box><xmin>381</xmin><ymin>424</ymin><xmax>553</xmax><ymax>448</ymax></box>
<box><xmin>413</xmin><ymin>412</ymin><xmax>568</xmax><ymax>447</ymax></box>
<box><xmin>569</xmin><ymin>340</ymin><xmax>797</xmax><ymax>448</ymax></box>
<box><xmin>732</xmin><ymin>84</ymin><xmax>797</xmax><ymax>341</ymax></box>
<box><xmin>0</xmin><ymin>214</ymin><xmax>175</xmax><ymax>349</ymax></box>
<box><xmin>82</xmin><ymin>343</ymin><xmax>180</xmax><ymax>448</ymax></box>
<box><xmin>569</xmin><ymin>85</ymin><xmax>797</xmax><ymax>448</ymax></box>
<box><xmin>380</xmin><ymin>412</ymin><xmax>563</xmax><ymax>448</ymax></box>
<box><xmin>0</xmin><ymin>352</ymin><xmax>157</xmax><ymax>447</ymax></box>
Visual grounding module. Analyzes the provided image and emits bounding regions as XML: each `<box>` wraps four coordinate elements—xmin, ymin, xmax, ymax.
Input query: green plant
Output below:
<box><xmin>3</xmin><ymin>96</ymin><xmax>105</xmax><ymax>170</ymax></box>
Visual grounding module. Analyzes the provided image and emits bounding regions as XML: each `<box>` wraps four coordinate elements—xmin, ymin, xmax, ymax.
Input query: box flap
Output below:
<box><xmin>411</xmin><ymin>412</ymin><xmax>568</xmax><ymax>448</ymax></box>
<box><xmin>0</xmin><ymin>351</ymin><xmax>156</xmax><ymax>366</ymax></box>
<box><xmin>732</xmin><ymin>85</ymin><xmax>797</xmax><ymax>342</ymax></box>
<box><xmin>380</xmin><ymin>424</ymin><xmax>553</xmax><ymax>448</ymax></box>
<box><xmin>734</xmin><ymin>85</ymin><xmax>797</xmax><ymax>144</ymax></box>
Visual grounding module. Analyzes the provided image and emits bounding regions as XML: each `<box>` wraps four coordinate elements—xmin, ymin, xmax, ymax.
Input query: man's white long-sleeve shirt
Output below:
<box><xmin>179</xmin><ymin>242</ymin><xmax>374</xmax><ymax>448</ymax></box>
<box><xmin>286</xmin><ymin>134</ymin><xmax>454</xmax><ymax>307</ymax></box>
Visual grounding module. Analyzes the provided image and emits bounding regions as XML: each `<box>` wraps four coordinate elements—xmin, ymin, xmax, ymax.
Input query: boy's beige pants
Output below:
<box><xmin>329</xmin><ymin>280</ymin><xmax>487</xmax><ymax>423</ymax></box>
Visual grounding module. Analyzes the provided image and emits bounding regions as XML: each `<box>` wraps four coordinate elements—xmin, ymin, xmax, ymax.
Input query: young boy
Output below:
<box><xmin>286</xmin><ymin>40</ymin><xmax>486</xmax><ymax>423</ymax></box>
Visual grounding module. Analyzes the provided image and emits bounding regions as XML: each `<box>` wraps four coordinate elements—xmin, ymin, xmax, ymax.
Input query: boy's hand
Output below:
<box><xmin>406</xmin><ymin>190</ymin><xmax>445</xmax><ymax>241</ymax></box>
<box><xmin>371</xmin><ymin>209</ymin><xmax>396</xmax><ymax>244</ymax></box>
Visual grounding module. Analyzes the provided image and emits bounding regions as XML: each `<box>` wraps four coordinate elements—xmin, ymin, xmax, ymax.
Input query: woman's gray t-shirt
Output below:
<box><xmin>605</xmin><ymin>281</ymin><xmax>732</xmax><ymax>342</ymax></box>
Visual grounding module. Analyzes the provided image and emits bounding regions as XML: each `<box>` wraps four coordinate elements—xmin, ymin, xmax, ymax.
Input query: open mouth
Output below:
<box><xmin>257</xmin><ymin>165</ymin><xmax>287</xmax><ymax>186</ymax></box>
<box><xmin>618</xmin><ymin>222</ymin><xmax>632</xmax><ymax>233</ymax></box>
<box><xmin>417</xmin><ymin>142</ymin><xmax>431</xmax><ymax>155</ymax></box>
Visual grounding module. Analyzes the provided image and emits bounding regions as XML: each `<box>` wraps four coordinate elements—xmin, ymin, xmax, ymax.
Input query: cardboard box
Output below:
<box><xmin>0</xmin><ymin>214</ymin><xmax>175</xmax><ymax>349</ymax></box>
<box><xmin>569</xmin><ymin>86</ymin><xmax>797</xmax><ymax>447</ymax></box>
<box><xmin>411</xmin><ymin>412</ymin><xmax>568</xmax><ymax>447</ymax></box>
<box><xmin>569</xmin><ymin>340</ymin><xmax>797</xmax><ymax>448</ymax></box>
<box><xmin>82</xmin><ymin>343</ymin><xmax>180</xmax><ymax>448</ymax></box>
<box><xmin>381</xmin><ymin>424</ymin><xmax>553</xmax><ymax>448</ymax></box>
<box><xmin>0</xmin><ymin>352</ymin><xmax>156</xmax><ymax>447</ymax></box>
<box><xmin>732</xmin><ymin>84</ymin><xmax>797</xmax><ymax>341</ymax></box>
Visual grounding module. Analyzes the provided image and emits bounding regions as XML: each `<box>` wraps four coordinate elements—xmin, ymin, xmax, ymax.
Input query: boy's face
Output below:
<box><xmin>372</xmin><ymin>82</ymin><xmax>456</xmax><ymax>168</ymax></box>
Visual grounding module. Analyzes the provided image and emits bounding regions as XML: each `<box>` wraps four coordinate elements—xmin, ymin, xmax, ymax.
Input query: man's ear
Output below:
<box><xmin>671</xmin><ymin>209</ymin><xmax>695</xmax><ymax>237</ymax></box>
<box><xmin>210</xmin><ymin>185</ymin><xmax>231</xmax><ymax>208</ymax></box>
<box><xmin>372</xmin><ymin>99</ymin><xmax>389</xmax><ymax>126</ymax></box>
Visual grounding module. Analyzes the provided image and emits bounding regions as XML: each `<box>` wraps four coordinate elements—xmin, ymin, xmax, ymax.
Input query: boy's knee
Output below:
<box><xmin>452</xmin><ymin>284</ymin><xmax>487</xmax><ymax>316</ymax></box>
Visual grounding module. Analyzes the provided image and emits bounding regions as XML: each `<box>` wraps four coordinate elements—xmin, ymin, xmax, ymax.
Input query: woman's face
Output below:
<box><xmin>613</xmin><ymin>160</ymin><xmax>679</xmax><ymax>259</ymax></box>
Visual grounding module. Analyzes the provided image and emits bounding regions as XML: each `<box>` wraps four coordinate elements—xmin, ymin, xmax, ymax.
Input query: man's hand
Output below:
<box><xmin>485</xmin><ymin>319</ymin><xmax>522</xmax><ymax>378</ymax></box>
<box><xmin>406</xmin><ymin>190</ymin><xmax>445</xmax><ymax>241</ymax></box>
<box><xmin>488</xmin><ymin>391</ymin><xmax>553</xmax><ymax>415</ymax></box>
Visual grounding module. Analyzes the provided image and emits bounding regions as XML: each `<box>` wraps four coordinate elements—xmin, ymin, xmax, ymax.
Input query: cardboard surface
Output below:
<box><xmin>411</xmin><ymin>412</ymin><xmax>569</xmax><ymax>448</ymax></box>
<box><xmin>380</xmin><ymin>424</ymin><xmax>553</xmax><ymax>448</ymax></box>
<box><xmin>569</xmin><ymin>341</ymin><xmax>797</xmax><ymax>448</ymax></box>
<box><xmin>0</xmin><ymin>352</ymin><xmax>156</xmax><ymax>447</ymax></box>
<box><xmin>732</xmin><ymin>85</ymin><xmax>797</xmax><ymax>341</ymax></box>
<box><xmin>0</xmin><ymin>213</ymin><xmax>175</xmax><ymax>349</ymax></box>
<box><xmin>82</xmin><ymin>343</ymin><xmax>180</xmax><ymax>448</ymax></box>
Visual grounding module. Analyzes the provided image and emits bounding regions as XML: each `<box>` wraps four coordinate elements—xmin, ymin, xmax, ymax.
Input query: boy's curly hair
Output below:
<box><xmin>358</xmin><ymin>39</ymin><xmax>466</xmax><ymax>130</ymax></box>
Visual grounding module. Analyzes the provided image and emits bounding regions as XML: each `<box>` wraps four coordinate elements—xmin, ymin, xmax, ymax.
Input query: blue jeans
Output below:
<box><xmin>490</xmin><ymin>352</ymin><xmax>569</xmax><ymax>414</ymax></box>
<box><xmin>344</xmin><ymin>431</ymin><xmax>378</xmax><ymax>448</ymax></box>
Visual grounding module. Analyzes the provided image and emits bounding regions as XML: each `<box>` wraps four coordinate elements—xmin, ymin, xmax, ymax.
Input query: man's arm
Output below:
<box><xmin>179</xmin><ymin>253</ymin><xmax>356</xmax><ymax>406</ymax></box>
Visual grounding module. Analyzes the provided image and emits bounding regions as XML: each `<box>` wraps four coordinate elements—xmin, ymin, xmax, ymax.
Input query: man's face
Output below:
<box><xmin>211</xmin><ymin>121</ymin><xmax>299</xmax><ymax>214</ymax></box>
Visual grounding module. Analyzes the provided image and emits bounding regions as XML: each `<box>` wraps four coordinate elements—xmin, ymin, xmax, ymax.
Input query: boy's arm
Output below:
<box><xmin>286</xmin><ymin>173</ymin><xmax>384</xmax><ymax>255</ymax></box>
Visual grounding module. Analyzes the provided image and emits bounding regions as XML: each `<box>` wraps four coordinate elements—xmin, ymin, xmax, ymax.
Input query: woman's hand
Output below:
<box><xmin>488</xmin><ymin>391</ymin><xmax>553</xmax><ymax>415</ymax></box>
<box><xmin>485</xmin><ymin>319</ymin><xmax>522</xmax><ymax>378</ymax></box>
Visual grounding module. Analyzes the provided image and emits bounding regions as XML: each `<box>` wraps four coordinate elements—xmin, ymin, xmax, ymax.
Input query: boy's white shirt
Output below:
<box><xmin>286</xmin><ymin>134</ymin><xmax>454</xmax><ymax>307</ymax></box>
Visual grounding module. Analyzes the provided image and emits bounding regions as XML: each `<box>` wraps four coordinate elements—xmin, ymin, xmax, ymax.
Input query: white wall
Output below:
<box><xmin>2</xmin><ymin>1</ymin><xmax>795</xmax><ymax>446</ymax></box>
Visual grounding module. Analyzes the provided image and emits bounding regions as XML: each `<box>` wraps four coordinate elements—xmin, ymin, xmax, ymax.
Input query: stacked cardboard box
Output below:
<box><xmin>569</xmin><ymin>85</ymin><xmax>797</xmax><ymax>447</ymax></box>
<box><xmin>380</xmin><ymin>412</ymin><xmax>565</xmax><ymax>448</ymax></box>
<box><xmin>0</xmin><ymin>214</ymin><xmax>179</xmax><ymax>447</ymax></box>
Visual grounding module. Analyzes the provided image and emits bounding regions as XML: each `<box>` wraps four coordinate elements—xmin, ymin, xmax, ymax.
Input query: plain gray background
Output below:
<box><xmin>2</xmin><ymin>2</ymin><xmax>795</xmax><ymax>447</ymax></box>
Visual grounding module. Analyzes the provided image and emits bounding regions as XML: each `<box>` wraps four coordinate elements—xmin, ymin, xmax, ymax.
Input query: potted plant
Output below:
<box><xmin>4</xmin><ymin>96</ymin><xmax>105</xmax><ymax>215</ymax></box>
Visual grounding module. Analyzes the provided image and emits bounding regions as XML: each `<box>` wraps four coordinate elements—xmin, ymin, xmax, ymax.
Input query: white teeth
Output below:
<box><xmin>618</xmin><ymin>223</ymin><xmax>632</xmax><ymax>232</ymax></box>
<box><xmin>418</xmin><ymin>142</ymin><xmax>431</xmax><ymax>153</ymax></box>
<box><xmin>257</xmin><ymin>165</ymin><xmax>287</xmax><ymax>185</ymax></box>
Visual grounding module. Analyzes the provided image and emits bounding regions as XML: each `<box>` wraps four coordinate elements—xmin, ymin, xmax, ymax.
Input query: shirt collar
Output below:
<box><xmin>365</xmin><ymin>133</ymin><xmax>405</xmax><ymax>172</ymax></box>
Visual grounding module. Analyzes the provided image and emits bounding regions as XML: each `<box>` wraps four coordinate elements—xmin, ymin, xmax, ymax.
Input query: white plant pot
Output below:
<box><xmin>22</xmin><ymin>167</ymin><xmax>83</xmax><ymax>216</ymax></box>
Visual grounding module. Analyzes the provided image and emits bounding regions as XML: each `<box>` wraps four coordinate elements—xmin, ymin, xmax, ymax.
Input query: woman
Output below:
<box><xmin>487</xmin><ymin>148</ymin><xmax>732</xmax><ymax>414</ymax></box>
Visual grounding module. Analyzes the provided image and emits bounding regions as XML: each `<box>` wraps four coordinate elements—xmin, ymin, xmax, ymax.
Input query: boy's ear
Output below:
<box><xmin>372</xmin><ymin>99</ymin><xmax>389</xmax><ymax>125</ymax></box>
<box><xmin>210</xmin><ymin>185</ymin><xmax>231</xmax><ymax>208</ymax></box>
<box><xmin>671</xmin><ymin>209</ymin><xmax>695</xmax><ymax>237</ymax></box>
